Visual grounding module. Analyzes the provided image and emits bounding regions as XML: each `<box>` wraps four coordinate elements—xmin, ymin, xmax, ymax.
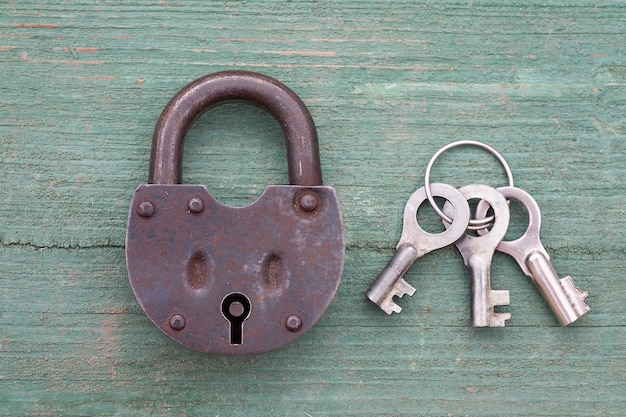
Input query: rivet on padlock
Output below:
<box><xmin>126</xmin><ymin>71</ymin><xmax>345</xmax><ymax>354</ymax></box>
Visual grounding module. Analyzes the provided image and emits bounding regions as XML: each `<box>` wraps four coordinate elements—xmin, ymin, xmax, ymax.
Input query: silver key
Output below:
<box><xmin>366</xmin><ymin>183</ymin><xmax>471</xmax><ymax>314</ymax></box>
<box><xmin>443</xmin><ymin>184</ymin><xmax>511</xmax><ymax>327</ymax></box>
<box><xmin>475</xmin><ymin>186</ymin><xmax>590</xmax><ymax>326</ymax></box>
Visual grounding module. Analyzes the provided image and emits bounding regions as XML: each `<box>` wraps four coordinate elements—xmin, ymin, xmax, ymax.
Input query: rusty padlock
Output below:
<box><xmin>126</xmin><ymin>71</ymin><xmax>344</xmax><ymax>354</ymax></box>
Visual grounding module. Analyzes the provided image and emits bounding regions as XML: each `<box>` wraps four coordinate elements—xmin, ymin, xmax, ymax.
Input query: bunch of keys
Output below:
<box><xmin>366</xmin><ymin>140</ymin><xmax>590</xmax><ymax>327</ymax></box>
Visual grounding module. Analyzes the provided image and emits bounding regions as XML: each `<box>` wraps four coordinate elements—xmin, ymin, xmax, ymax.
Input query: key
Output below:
<box><xmin>475</xmin><ymin>186</ymin><xmax>589</xmax><ymax>326</ymax></box>
<box><xmin>366</xmin><ymin>183</ymin><xmax>471</xmax><ymax>314</ymax></box>
<box><xmin>442</xmin><ymin>184</ymin><xmax>511</xmax><ymax>327</ymax></box>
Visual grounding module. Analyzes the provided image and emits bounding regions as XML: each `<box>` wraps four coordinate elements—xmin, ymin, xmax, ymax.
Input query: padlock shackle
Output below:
<box><xmin>149</xmin><ymin>70</ymin><xmax>323</xmax><ymax>186</ymax></box>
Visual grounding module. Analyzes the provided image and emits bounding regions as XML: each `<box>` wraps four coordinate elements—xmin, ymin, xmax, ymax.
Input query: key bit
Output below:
<box><xmin>366</xmin><ymin>183</ymin><xmax>471</xmax><ymax>314</ymax></box>
<box><xmin>476</xmin><ymin>186</ymin><xmax>590</xmax><ymax>326</ymax></box>
<box><xmin>366</xmin><ymin>243</ymin><xmax>418</xmax><ymax>314</ymax></box>
<box><xmin>443</xmin><ymin>184</ymin><xmax>511</xmax><ymax>327</ymax></box>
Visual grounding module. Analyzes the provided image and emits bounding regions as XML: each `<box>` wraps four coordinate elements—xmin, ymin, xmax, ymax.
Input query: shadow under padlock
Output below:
<box><xmin>125</xmin><ymin>71</ymin><xmax>345</xmax><ymax>355</ymax></box>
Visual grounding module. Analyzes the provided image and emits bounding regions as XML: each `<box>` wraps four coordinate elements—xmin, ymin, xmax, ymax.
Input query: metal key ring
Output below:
<box><xmin>424</xmin><ymin>140</ymin><xmax>514</xmax><ymax>230</ymax></box>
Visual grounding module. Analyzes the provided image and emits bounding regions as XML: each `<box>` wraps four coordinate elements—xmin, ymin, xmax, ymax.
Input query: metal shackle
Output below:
<box><xmin>148</xmin><ymin>70</ymin><xmax>323</xmax><ymax>186</ymax></box>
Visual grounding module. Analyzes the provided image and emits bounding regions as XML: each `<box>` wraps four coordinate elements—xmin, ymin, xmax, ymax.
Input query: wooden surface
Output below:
<box><xmin>1</xmin><ymin>1</ymin><xmax>625</xmax><ymax>416</ymax></box>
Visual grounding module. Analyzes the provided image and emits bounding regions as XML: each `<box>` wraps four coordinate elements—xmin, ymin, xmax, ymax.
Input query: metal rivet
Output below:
<box><xmin>137</xmin><ymin>201</ymin><xmax>154</xmax><ymax>218</ymax></box>
<box><xmin>188</xmin><ymin>197</ymin><xmax>204</xmax><ymax>213</ymax></box>
<box><xmin>299</xmin><ymin>192</ymin><xmax>319</xmax><ymax>212</ymax></box>
<box><xmin>285</xmin><ymin>315</ymin><xmax>302</xmax><ymax>332</ymax></box>
<box><xmin>169</xmin><ymin>314</ymin><xmax>186</xmax><ymax>331</ymax></box>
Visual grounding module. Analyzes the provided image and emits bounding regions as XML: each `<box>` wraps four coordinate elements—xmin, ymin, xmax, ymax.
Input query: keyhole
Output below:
<box><xmin>221</xmin><ymin>293</ymin><xmax>251</xmax><ymax>345</ymax></box>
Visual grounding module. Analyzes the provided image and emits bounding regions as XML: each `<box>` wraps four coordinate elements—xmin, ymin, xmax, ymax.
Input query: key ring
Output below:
<box><xmin>424</xmin><ymin>140</ymin><xmax>514</xmax><ymax>230</ymax></box>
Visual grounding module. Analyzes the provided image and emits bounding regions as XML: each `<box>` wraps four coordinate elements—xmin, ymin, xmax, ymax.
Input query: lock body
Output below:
<box><xmin>126</xmin><ymin>184</ymin><xmax>343</xmax><ymax>354</ymax></box>
<box><xmin>126</xmin><ymin>70</ymin><xmax>344</xmax><ymax>354</ymax></box>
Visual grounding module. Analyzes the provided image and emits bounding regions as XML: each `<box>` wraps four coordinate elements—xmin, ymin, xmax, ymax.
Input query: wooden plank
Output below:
<box><xmin>1</xmin><ymin>1</ymin><xmax>625</xmax><ymax>415</ymax></box>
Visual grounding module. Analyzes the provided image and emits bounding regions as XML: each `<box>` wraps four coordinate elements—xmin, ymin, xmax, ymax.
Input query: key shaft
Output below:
<box><xmin>526</xmin><ymin>251</ymin><xmax>589</xmax><ymax>325</ymax></box>
<box><xmin>366</xmin><ymin>183</ymin><xmax>471</xmax><ymax>314</ymax></box>
<box><xmin>476</xmin><ymin>186</ymin><xmax>589</xmax><ymax>326</ymax></box>
<box><xmin>466</xmin><ymin>253</ymin><xmax>511</xmax><ymax>327</ymax></box>
<box><xmin>366</xmin><ymin>243</ymin><xmax>418</xmax><ymax>314</ymax></box>
<box><xmin>443</xmin><ymin>184</ymin><xmax>511</xmax><ymax>327</ymax></box>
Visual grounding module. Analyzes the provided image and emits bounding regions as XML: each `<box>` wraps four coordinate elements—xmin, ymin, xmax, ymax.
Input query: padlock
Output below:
<box><xmin>126</xmin><ymin>71</ymin><xmax>344</xmax><ymax>354</ymax></box>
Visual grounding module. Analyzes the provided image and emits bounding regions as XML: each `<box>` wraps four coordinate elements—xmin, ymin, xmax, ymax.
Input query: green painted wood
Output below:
<box><xmin>1</xmin><ymin>1</ymin><xmax>625</xmax><ymax>415</ymax></box>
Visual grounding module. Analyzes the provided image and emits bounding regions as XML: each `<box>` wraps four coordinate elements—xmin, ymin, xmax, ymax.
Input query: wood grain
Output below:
<box><xmin>1</xmin><ymin>1</ymin><xmax>624</xmax><ymax>416</ymax></box>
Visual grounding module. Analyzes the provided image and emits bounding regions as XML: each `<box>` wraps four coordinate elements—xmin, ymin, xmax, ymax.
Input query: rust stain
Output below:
<box><xmin>310</xmin><ymin>37</ymin><xmax>396</xmax><ymax>43</ymax></box>
<box><xmin>0</xmin><ymin>46</ymin><xmax>15</xmax><ymax>51</ymax></box>
<box><xmin>14</xmin><ymin>23</ymin><xmax>59</xmax><ymax>29</ymax></box>
<box><xmin>203</xmin><ymin>62</ymin><xmax>453</xmax><ymax>71</ymax></box>
<box><xmin>64</xmin><ymin>46</ymin><xmax>99</xmax><ymax>54</ymax></box>
<box><xmin>499</xmin><ymin>84</ymin><xmax>529</xmax><ymax>89</ymax></box>
<box><xmin>63</xmin><ymin>60</ymin><xmax>104</xmax><ymax>65</ymax></box>
<box><xmin>74</xmin><ymin>47</ymin><xmax>98</xmax><ymax>53</ymax></box>
<box><xmin>265</xmin><ymin>50</ymin><xmax>337</xmax><ymax>57</ymax></box>
<box><xmin>93</xmin><ymin>316</ymin><xmax>121</xmax><ymax>381</ymax></box>
<box><xmin>23</xmin><ymin>59</ymin><xmax>104</xmax><ymax>65</ymax></box>
<box><xmin>77</xmin><ymin>76</ymin><xmax>119</xmax><ymax>81</ymax></box>
<box><xmin>100</xmin><ymin>307</ymin><xmax>130</xmax><ymax>314</ymax></box>
<box><xmin>590</xmin><ymin>54</ymin><xmax>608</xmax><ymax>58</ymax></box>
<box><xmin>98</xmin><ymin>315</ymin><xmax>121</xmax><ymax>359</ymax></box>
<box><xmin>0</xmin><ymin>34</ymin><xmax>30</xmax><ymax>39</ymax></box>
<box><xmin>86</xmin><ymin>356</ymin><xmax>105</xmax><ymax>367</ymax></box>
